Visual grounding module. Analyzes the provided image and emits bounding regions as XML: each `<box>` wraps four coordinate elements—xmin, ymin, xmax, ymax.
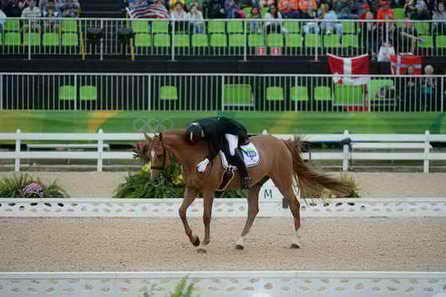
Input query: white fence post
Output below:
<box><xmin>97</xmin><ymin>129</ymin><xmax>104</xmax><ymax>172</ymax></box>
<box><xmin>343</xmin><ymin>130</ymin><xmax>350</xmax><ymax>172</ymax></box>
<box><xmin>15</xmin><ymin>129</ymin><xmax>21</xmax><ymax>172</ymax></box>
<box><xmin>424</xmin><ymin>130</ymin><xmax>430</xmax><ymax>173</ymax></box>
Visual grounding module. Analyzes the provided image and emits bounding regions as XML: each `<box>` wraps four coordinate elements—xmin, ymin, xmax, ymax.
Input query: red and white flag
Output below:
<box><xmin>327</xmin><ymin>54</ymin><xmax>369</xmax><ymax>85</ymax></box>
<box><xmin>126</xmin><ymin>1</ymin><xmax>169</xmax><ymax>19</ymax></box>
<box><xmin>390</xmin><ymin>55</ymin><xmax>422</xmax><ymax>75</ymax></box>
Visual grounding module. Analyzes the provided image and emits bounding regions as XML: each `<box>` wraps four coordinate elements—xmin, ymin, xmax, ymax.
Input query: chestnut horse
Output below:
<box><xmin>147</xmin><ymin>130</ymin><xmax>353</xmax><ymax>251</ymax></box>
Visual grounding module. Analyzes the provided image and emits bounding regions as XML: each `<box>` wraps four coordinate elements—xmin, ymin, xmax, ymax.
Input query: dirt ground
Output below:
<box><xmin>1</xmin><ymin>217</ymin><xmax>445</xmax><ymax>272</ymax></box>
<box><xmin>0</xmin><ymin>172</ymin><xmax>446</xmax><ymax>198</ymax></box>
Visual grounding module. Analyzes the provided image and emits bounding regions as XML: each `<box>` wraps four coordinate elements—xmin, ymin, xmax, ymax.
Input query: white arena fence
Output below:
<box><xmin>0</xmin><ymin>17</ymin><xmax>445</xmax><ymax>60</ymax></box>
<box><xmin>0</xmin><ymin>130</ymin><xmax>445</xmax><ymax>172</ymax></box>
<box><xmin>0</xmin><ymin>271</ymin><xmax>445</xmax><ymax>297</ymax></box>
<box><xmin>0</xmin><ymin>73</ymin><xmax>445</xmax><ymax>112</ymax></box>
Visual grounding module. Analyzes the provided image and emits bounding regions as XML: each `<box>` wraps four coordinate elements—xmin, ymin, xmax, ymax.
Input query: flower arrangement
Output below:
<box><xmin>0</xmin><ymin>174</ymin><xmax>68</xmax><ymax>198</ymax></box>
<box><xmin>22</xmin><ymin>182</ymin><xmax>44</xmax><ymax>198</ymax></box>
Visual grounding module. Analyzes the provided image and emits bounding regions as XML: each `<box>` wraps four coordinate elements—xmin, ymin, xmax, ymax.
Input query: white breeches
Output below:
<box><xmin>225</xmin><ymin>134</ymin><xmax>238</xmax><ymax>156</ymax></box>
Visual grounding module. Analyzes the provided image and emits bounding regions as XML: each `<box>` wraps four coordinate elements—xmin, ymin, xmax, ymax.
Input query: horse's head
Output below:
<box><xmin>150</xmin><ymin>132</ymin><xmax>172</xmax><ymax>178</ymax></box>
<box><xmin>133</xmin><ymin>133</ymin><xmax>153</xmax><ymax>164</ymax></box>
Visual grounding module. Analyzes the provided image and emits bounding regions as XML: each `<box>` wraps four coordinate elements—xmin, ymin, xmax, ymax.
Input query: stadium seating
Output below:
<box><xmin>224</xmin><ymin>84</ymin><xmax>252</xmax><ymax>105</ymax></box>
<box><xmin>266</xmin><ymin>87</ymin><xmax>284</xmax><ymax>101</ymax></box>
<box><xmin>160</xmin><ymin>86</ymin><xmax>178</xmax><ymax>100</ymax></box>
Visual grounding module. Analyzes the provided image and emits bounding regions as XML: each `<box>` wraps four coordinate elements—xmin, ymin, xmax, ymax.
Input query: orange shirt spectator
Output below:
<box><xmin>376</xmin><ymin>1</ymin><xmax>394</xmax><ymax>20</ymax></box>
<box><xmin>298</xmin><ymin>0</ymin><xmax>316</xmax><ymax>12</ymax></box>
<box><xmin>278</xmin><ymin>0</ymin><xmax>299</xmax><ymax>12</ymax></box>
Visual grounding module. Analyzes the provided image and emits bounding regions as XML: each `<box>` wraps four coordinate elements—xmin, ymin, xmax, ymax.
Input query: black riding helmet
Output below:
<box><xmin>185</xmin><ymin>122</ymin><xmax>204</xmax><ymax>144</ymax></box>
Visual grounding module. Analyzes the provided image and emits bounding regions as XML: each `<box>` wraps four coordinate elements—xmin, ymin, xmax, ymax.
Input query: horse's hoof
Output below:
<box><xmin>290</xmin><ymin>243</ymin><xmax>300</xmax><ymax>249</ymax></box>
<box><xmin>202</xmin><ymin>239</ymin><xmax>210</xmax><ymax>246</ymax></box>
<box><xmin>192</xmin><ymin>236</ymin><xmax>200</xmax><ymax>247</ymax></box>
<box><xmin>235</xmin><ymin>244</ymin><xmax>244</xmax><ymax>250</ymax></box>
<box><xmin>196</xmin><ymin>248</ymin><xmax>207</xmax><ymax>254</ymax></box>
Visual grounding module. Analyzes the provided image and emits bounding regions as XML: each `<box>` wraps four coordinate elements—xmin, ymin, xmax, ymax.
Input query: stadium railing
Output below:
<box><xmin>0</xmin><ymin>72</ymin><xmax>444</xmax><ymax>112</ymax></box>
<box><xmin>0</xmin><ymin>17</ymin><xmax>444</xmax><ymax>60</ymax></box>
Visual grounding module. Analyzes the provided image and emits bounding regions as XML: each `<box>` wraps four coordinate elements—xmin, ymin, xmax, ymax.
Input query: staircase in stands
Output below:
<box><xmin>79</xmin><ymin>0</ymin><xmax>124</xmax><ymax>18</ymax></box>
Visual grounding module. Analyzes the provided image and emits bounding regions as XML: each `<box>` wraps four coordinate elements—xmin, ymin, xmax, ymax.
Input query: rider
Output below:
<box><xmin>185</xmin><ymin>116</ymin><xmax>252</xmax><ymax>189</ymax></box>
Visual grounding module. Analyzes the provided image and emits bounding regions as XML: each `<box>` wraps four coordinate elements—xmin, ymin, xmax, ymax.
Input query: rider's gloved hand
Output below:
<box><xmin>196</xmin><ymin>158</ymin><xmax>210</xmax><ymax>173</ymax></box>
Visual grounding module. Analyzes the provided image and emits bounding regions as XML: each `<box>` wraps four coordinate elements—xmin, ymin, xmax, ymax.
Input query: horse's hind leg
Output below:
<box><xmin>179</xmin><ymin>187</ymin><xmax>200</xmax><ymax>247</ymax></box>
<box><xmin>271</xmin><ymin>175</ymin><xmax>302</xmax><ymax>249</ymax></box>
<box><xmin>235</xmin><ymin>183</ymin><xmax>262</xmax><ymax>250</ymax></box>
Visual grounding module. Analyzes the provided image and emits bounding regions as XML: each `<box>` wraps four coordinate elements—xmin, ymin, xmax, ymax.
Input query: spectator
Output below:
<box><xmin>422</xmin><ymin>64</ymin><xmax>440</xmax><ymax>111</ymax></box>
<box><xmin>170</xmin><ymin>2</ymin><xmax>188</xmax><ymax>31</ymax></box>
<box><xmin>404</xmin><ymin>0</ymin><xmax>431</xmax><ymax>19</ymax></box>
<box><xmin>318</xmin><ymin>3</ymin><xmax>343</xmax><ymax>36</ymax></box>
<box><xmin>188</xmin><ymin>4</ymin><xmax>204</xmax><ymax>33</ymax></box>
<box><xmin>377</xmin><ymin>1</ymin><xmax>394</xmax><ymax>46</ymax></box>
<box><xmin>333</xmin><ymin>0</ymin><xmax>358</xmax><ymax>19</ymax></box>
<box><xmin>361</xmin><ymin>11</ymin><xmax>380</xmax><ymax>58</ymax></box>
<box><xmin>248</xmin><ymin>7</ymin><xmax>263</xmax><ymax>32</ymax></box>
<box><xmin>392</xmin><ymin>17</ymin><xmax>421</xmax><ymax>53</ymax></box>
<box><xmin>61</xmin><ymin>0</ymin><xmax>80</xmax><ymax>17</ymax></box>
<box><xmin>358</xmin><ymin>3</ymin><xmax>371</xmax><ymax>19</ymax></box>
<box><xmin>433</xmin><ymin>2</ymin><xmax>446</xmax><ymax>34</ymax></box>
<box><xmin>2</xmin><ymin>0</ymin><xmax>22</xmax><ymax>17</ymax></box>
<box><xmin>278</xmin><ymin>0</ymin><xmax>299</xmax><ymax>18</ymax></box>
<box><xmin>298</xmin><ymin>0</ymin><xmax>317</xmax><ymax>18</ymax></box>
<box><xmin>43</xmin><ymin>1</ymin><xmax>60</xmax><ymax>31</ymax></box>
<box><xmin>261</xmin><ymin>0</ymin><xmax>275</xmax><ymax>10</ymax></box>
<box><xmin>397</xmin><ymin>65</ymin><xmax>420</xmax><ymax>111</ymax></box>
<box><xmin>224</xmin><ymin>0</ymin><xmax>244</xmax><ymax>18</ymax></box>
<box><xmin>185</xmin><ymin>0</ymin><xmax>204</xmax><ymax>11</ymax></box>
<box><xmin>264</xmin><ymin>5</ymin><xmax>286</xmax><ymax>33</ymax></box>
<box><xmin>22</xmin><ymin>0</ymin><xmax>41</xmax><ymax>31</ymax></box>
<box><xmin>206</xmin><ymin>0</ymin><xmax>225</xmax><ymax>18</ymax></box>
<box><xmin>0</xmin><ymin>7</ymin><xmax>5</xmax><ymax>32</ymax></box>
<box><xmin>169</xmin><ymin>0</ymin><xmax>185</xmax><ymax>9</ymax></box>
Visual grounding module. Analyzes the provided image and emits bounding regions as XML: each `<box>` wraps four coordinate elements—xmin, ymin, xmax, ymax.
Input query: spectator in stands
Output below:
<box><xmin>41</xmin><ymin>0</ymin><xmax>60</xmax><ymax>17</ymax></box>
<box><xmin>398</xmin><ymin>65</ymin><xmax>420</xmax><ymax>111</ymax></box>
<box><xmin>261</xmin><ymin>0</ymin><xmax>275</xmax><ymax>10</ymax></box>
<box><xmin>333</xmin><ymin>0</ymin><xmax>358</xmax><ymax>19</ymax></box>
<box><xmin>298</xmin><ymin>0</ymin><xmax>317</xmax><ymax>18</ymax></box>
<box><xmin>42</xmin><ymin>1</ymin><xmax>60</xmax><ymax>31</ymax></box>
<box><xmin>185</xmin><ymin>0</ymin><xmax>204</xmax><ymax>11</ymax></box>
<box><xmin>318</xmin><ymin>3</ymin><xmax>344</xmax><ymax>36</ymax></box>
<box><xmin>392</xmin><ymin>17</ymin><xmax>422</xmax><ymax>53</ymax></box>
<box><xmin>206</xmin><ymin>0</ymin><xmax>225</xmax><ymax>18</ymax></box>
<box><xmin>22</xmin><ymin>0</ymin><xmax>41</xmax><ymax>31</ymax></box>
<box><xmin>404</xmin><ymin>0</ymin><xmax>432</xmax><ymax>20</ymax></box>
<box><xmin>2</xmin><ymin>0</ymin><xmax>22</xmax><ymax>17</ymax></box>
<box><xmin>433</xmin><ymin>2</ymin><xmax>446</xmax><ymax>34</ymax></box>
<box><xmin>361</xmin><ymin>10</ymin><xmax>380</xmax><ymax>59</ymax></box>
<box><xmin>188</xmin><ymin>4</ymin><xmax>204</xmax><ymax>33</ymax></box>
<box><xmin>61</xmin><ymin>0</ymin><xmax>80</xmax><ymax>17</ymax></box>
<box><xmin>248</xmin><ymin>7</ymin><xmax>263</xmax><ymax>32</ymax></box>
<box><xmin>264</xmin><ymin>5</ymin><xmax>286</xmax><ymax>33</ymax></box>
<box><xmin>224</xmin><ymin>0</ymin><xmax>244</xmax><ymax>18</ymax></box>
<box><xmin>376</xmin><ymin>1</ymin><xmax>394</xmax><ymax>47</ymax></box>
<box><xmin>278</xmin><ymin>0</ymin><xmax>299</xmax><ymax>18</ymax></box>
<box><xmin>421</xmin><ymin>64</ymin><xmax>439</xmax><ymax>111</ymax></box>
<box><xmin>169</xmin><ymin>0</ymin><xmax>185</xmax><ymax>9</ymax></box>
<box><xmin>170</xmin><ymin>2</ymin><xmax>189</xmax><ymax>31</ymax></box>
<box><xmin>0</xmin><ymin>7</ymin><xmax>5</xmax><ymax>32</ymax></box>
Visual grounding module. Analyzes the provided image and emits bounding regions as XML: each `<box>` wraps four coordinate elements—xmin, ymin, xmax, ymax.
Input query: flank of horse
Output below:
<box><xmin>145</xmin><ymin>130</ymin><xmax>353</xmax><ymax>251</ymax></box>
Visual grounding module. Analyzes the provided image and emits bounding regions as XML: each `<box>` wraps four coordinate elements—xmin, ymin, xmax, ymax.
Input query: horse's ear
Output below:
<box><xmin>144</xmin><ymin>132</ymin><xmax>152</xmax><ymax>143</ymax></box>
<box><xmin>159</xmin><ymin>132</ymin><xmax>163</xmax><ymax>141</ymax></box>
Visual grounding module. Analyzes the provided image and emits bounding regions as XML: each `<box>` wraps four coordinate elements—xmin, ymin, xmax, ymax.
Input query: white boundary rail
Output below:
<box><xmin>1</xmin><ymin>198</ymin><xmax>446</xmax><ymax>218</ymax></box>
<box><xmin>0</xmin><ymin>271</ymin><xmax>445</xmax><ymax>297</ymax></box>
<box><xmin>1</xmin><ymin>130</ymin><xmax>445</xmax><ymax>172</ymax></box>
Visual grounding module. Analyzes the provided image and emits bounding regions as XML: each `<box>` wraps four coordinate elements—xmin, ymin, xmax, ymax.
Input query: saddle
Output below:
<box><xmin>217</xmin><ymin>141</ymin><xmax>260</xmax><ymax>191</ymax></box>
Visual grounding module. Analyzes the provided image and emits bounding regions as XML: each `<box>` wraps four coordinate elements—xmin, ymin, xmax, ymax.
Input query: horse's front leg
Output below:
<box><xmin>201</xmin><ymin>190</ymin><xmax>215</xmax><ymax>246</ymax></box>
<box><xmin>179</xmin><ymin>187</ymin><xmax>199</xmax><ymax>246</ymax></box>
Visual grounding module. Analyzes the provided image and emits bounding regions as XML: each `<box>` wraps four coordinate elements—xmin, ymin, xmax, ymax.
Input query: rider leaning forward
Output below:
<box><xmin>185</xmin><ymin>116</ymin><xmax>252</xmax><ymax>189</ymax></box>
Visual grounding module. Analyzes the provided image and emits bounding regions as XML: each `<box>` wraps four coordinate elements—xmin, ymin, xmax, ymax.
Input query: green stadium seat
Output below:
<box><xmin>4</xmin><ymin>32</ymin><xmax>21</xmax><ymax>46</ymax></box>
<box><xmin>305</xmin><ymin>34</ymin><xmax>322</xmax><ymax>48</ymax></box>
<box><xmin>174</xmin><ymin>34</ymin><xmax>189</xmax><ymax>47</ymax></box>
<box><xmin>4</xmin><ymin>19</ymin><xmax>20</xmax><ymax>31</ymax></box>
<box><xmin>152</xmin><ymin>20</ymin><xmax>169</xmax><ymax>33</ymax></box>
<box><xmin>153</xmin><ymin>34</ymin><xmax>170</xmax><ymax>47</ymax></box>
<box><xmin>267</xmin><ymin>33</ymin><xmax>284</xmax><ymax>47</ymax></box>
<box><xmin>290</xmin><ymin>86</ymin><xmax>309</xmax><ymax>101</ymax></box>
<box><xmin>43</xmin><ymin>33</ymin><xmax>60</xmax><ymax>46</ymax></box>
<box><xmin>61</xmin><ymin>19</ymin><xmax>78</xmax><ymax>32</ymax></box>
<box><xmin>314</xmin><ymin>86</ymin><xmax>332</xmax><ymax>101</ymax></box>
<box><xmin>266</xmin><ymin>87</ymin><xmax>284</xmax><ymax>101</ymax></box>
<box><xmin>229</xmin><ymin>34</ymin><xmax>245</xmax><ymax>47</ymax></box>
<box><xmin>285</xmin><ymin>34</ymin><xmax>303</xmax><ymax>47</ymax></box>
<box><xmin>368</xmin><ymin>79</ymin><xmax>394</xmax><ymax>100</ymax></box>
<box><xmin>283</xmin><ymin>21</ymin><xmax>300</xmax><ymax>33</ymax></box>
<box><xmin>419</xmin><ymin>35</ymin><xmax>433</xmax><ymax>48</ymax></box>
<box><xmin>242</xmin><ymin>7</ymin><xmax>251</xmax><ymax>18</ymax></box>
<box><xmin>160</xmin><ymin>86</ymin><xmax>178</xmax><ymax>100</ymax></box>
<box><xmin>131</xmin><ymin>20</ymin><xmax>150</xmax><ymax>33</ymax></box>
<box><xmin>248</xmin><ymin>34</ymin><xmax>265</xmax><ymax>47</ymax></box>
<box><xmin>192</xmin><ymin>34</ymin><xmax>208</xmax><ymax>47</ymax></box>
<box><xmin>24</xmin><ymin>32</ymin><xmax>41</xmax><ymax>46</ymax></box>
<box><xmin>134</xmin><ymin>33</ymin><xmax>152</xmax><ymax>47</ymax></box>
<box><xmin>208</xmin><ymin>21</ymin><xmax>226</xmax><ymax>33</ymax></box>
<box><xmin>227</xmin><ymin>21</ymin><xmax>244</xmax><ymax>33</ymax></box>
<box><xmin>62</xmin><ymin>33</ymin><xmax>78</xmax><ymax>46</ymax></box>
<box><xmin>324</xmin><ymin>34</ymin><xmax>341</xmax><ymax>48</ymax></box>
<box><xmin>80</xmin><ymin>86</ymin><xmax>97</xmax><ymax>101</ymax></box>
<box><xmin>436</xmin><ymin>35</ymin><xmax>446</xmax><ymax>48</ymax></box>
<box><xmin>334</xmin><ymin>85</ymin><xmax>364</xmax><ymax>105</ymax></box>
<box><xmin>342</xmin><ymin>34</ymin><xmax>359</xmax><ymax>48</ymax></box>
<box><xmin>393</xmin><ymin>8</ymin><xmax>405</xmax><ymax>19</ymax></box>
<box><xmin>210</xmin><ymin>33</ymin><xmax>227</xmax><ymax>47</ymax></box>
<box><xmin>341</xmin><ymin>21</ymin><xmax>356</xmax><ymax>34</ymax></box>
<box><xmin>261</xmin><ymin>7</ymin><xmax>268</xmax><ymax>17</ymax></box>
<box><xmin>223</xmin><ymin>84</ymin><xmax>252</xmax><ymax>105</ymax></box>
<box><xmin>59</xmin><ymin>85</ymin><xmax>76</xmax><ymax>101</ymax></box>
<box><xmin>415</xmin><ymin>22</ymin><xmax>430</xmax><ymax>35</ymax></box>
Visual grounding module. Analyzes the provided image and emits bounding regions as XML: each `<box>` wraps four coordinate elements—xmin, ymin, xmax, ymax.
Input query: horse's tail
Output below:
<box><xmin>283</xmin><ymin>137</ymin><xmax>354</xmax><ymax>197</ymax></box>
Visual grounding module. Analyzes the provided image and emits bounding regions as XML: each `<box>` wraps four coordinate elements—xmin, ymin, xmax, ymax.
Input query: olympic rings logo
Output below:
<box><xmin>132</xmin><ymin>118</ymin><xmax>174</xmax><ymax>133</ymax></box>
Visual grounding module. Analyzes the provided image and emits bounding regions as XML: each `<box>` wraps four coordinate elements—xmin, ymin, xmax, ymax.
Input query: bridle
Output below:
<box><xmin>150</xmin><ymin>132</ymin><xmax>167</xmax><ymax>171</ymax></box>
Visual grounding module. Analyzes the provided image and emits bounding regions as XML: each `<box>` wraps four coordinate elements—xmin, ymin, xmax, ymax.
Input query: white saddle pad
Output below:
<box><xmin>219</xmin><ymin>143</ymin><xmax>260</xmax><ymax>169</ymax></box>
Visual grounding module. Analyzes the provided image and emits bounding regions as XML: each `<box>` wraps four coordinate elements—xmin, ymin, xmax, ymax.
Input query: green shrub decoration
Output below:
<box><xmin>0</xmin><ymin>174</ymin><xmax>68</xmax><ymax>198</ymax></box>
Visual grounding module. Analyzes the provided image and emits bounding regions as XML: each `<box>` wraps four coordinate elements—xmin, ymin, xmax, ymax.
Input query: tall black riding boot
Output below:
<box><xmin>232</xmin><ymin>148</ymin><xmax>252</xmax><ymax>189</ymax></box>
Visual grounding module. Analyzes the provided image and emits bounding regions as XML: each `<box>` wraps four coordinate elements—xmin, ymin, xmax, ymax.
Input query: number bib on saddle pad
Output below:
<box><xmin>218</xmin><ymin>142</ymin><xmax>260</xmax><ymax>169</ymax></box>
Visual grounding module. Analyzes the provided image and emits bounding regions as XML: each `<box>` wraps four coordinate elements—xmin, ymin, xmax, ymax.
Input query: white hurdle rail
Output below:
<box><xmin>0</xmin><ymin>130</ymin><xmax>445</xmax><ymax>172</ymax></box>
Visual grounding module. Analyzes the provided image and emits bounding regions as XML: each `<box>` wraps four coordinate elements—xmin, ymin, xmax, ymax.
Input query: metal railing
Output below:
<box><xmin>0</xmin><ymin>17</ymin><xmax>445</xmax><ymax>60</ymax></box>
<box><xmin>0</xmin><ymin>72</ymin><xmax>444</xmax><ymax>112</ymax></box>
